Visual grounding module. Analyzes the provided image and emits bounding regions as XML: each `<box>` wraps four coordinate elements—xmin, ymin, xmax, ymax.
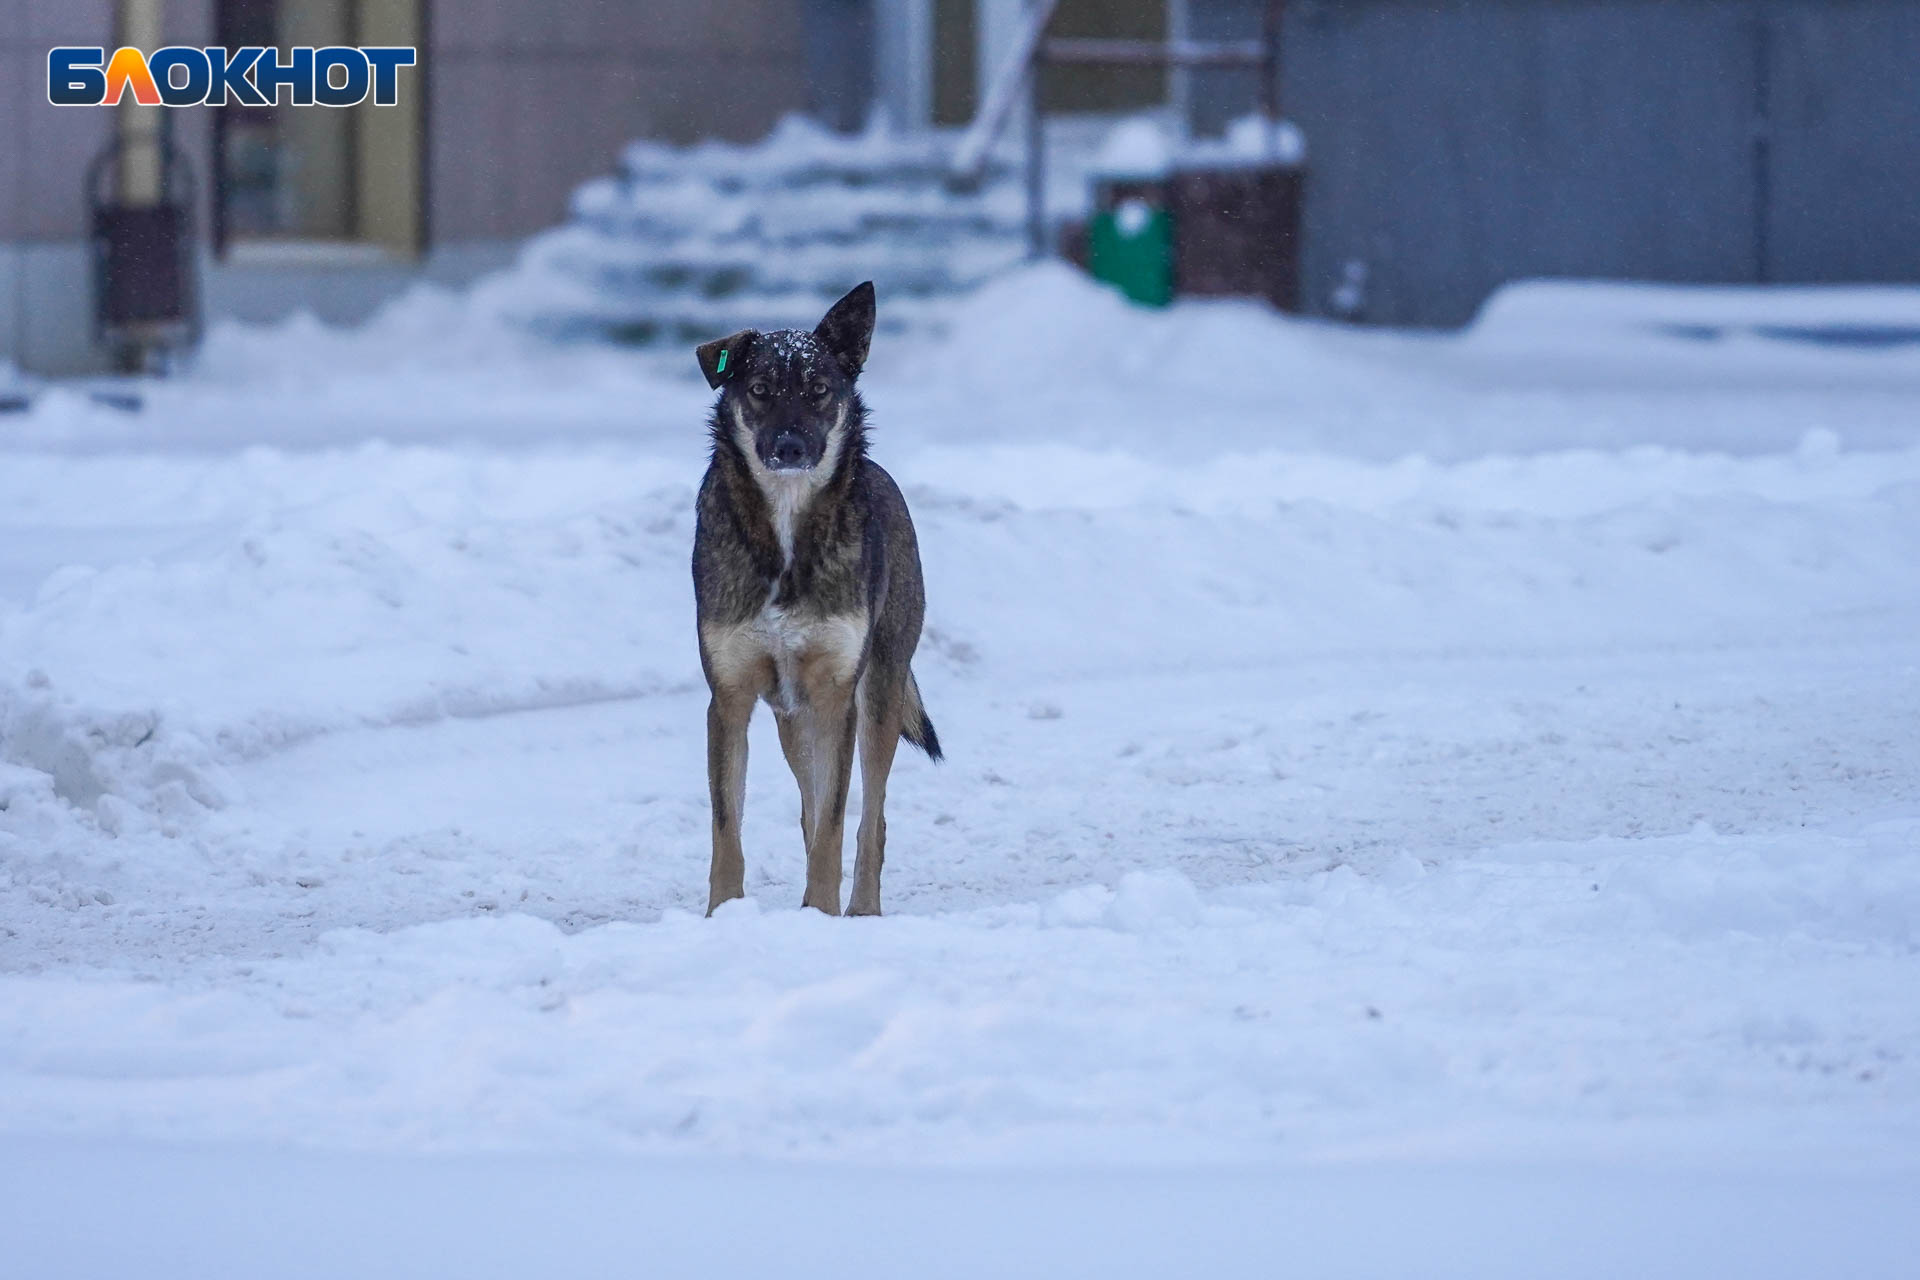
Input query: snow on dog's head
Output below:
<box><xmin>697</xmin><ymin>283</ymin><xmax>875</xmax><ymax>477</ymax></box>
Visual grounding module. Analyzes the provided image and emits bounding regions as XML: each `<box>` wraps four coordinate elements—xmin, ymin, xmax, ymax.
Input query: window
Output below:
<box><xmin>1043</xmin><ymin>0</ymin><xmax>1168</xmax><ymax>114</ymax></box>
<box><xmin>212</xmin><ymin>0</ymin><xmax>425</xmax><ymax>257</ymax></box>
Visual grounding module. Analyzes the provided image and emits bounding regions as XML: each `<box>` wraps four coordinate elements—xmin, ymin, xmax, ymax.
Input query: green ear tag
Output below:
<box><xmin>716</xmin><ymin>349</ymin><xmax>729</xmax><ymax>375</ymax></box>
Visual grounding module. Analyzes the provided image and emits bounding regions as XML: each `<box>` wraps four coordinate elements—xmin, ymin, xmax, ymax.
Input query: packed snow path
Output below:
<box><xmin>1</xmin><ymin>275</ymin><xmax>1917</xmax><ymax>1270</ymax></box>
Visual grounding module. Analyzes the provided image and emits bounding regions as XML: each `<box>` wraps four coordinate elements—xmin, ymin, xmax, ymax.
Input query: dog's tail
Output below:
<box><xmin>900</xmin><ymin>669</ymin><xmax>943</xmax><ymax>762</ymax></box>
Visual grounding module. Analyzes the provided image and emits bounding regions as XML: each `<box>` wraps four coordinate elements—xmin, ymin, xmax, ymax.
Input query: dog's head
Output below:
<box><xmin>696</xmin><ymin>282</ymin><xmax>875</xmax><ymax>475</ymax></box>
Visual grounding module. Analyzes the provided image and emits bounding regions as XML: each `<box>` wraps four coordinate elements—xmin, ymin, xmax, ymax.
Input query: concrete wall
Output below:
<box><xmin>427</xmin><ymin>0</ymin><xmax>811</xmax><ymax>242</ymax></box>
<box><xmin>0</xmin><ymin>244</ymin><xmax>100</xmax><ymax>376</ymax></box>
<box><xmin>1765</xmin><ymin>1</ymin><xmax>1920</xmax><ymax>284</ymax></box>
<box><xmin>202</xmin><ymin>240</ymin><xmax>518</xmax><ymax>328</ymax></box>
<box><xmin>1190</xmin><ymin>0</ymin><xmax>1920</xmax><ymax>326</ymax></box>
<box><xmin>1290</xmin><ymin>0</ymin><xmax>1758</xmax><ymax>326</ymax></box>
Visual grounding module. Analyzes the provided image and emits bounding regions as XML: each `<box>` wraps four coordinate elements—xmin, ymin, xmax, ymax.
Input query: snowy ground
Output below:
<box><xmin>3</xmin><ymin>268</ymin><xmax>1919</xmax><ymax>1274</ymax></box>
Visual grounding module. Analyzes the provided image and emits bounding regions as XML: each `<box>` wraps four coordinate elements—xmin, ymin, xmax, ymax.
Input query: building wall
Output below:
<box><xmin>2</xmin><ymin>1</ymin><xmax>117</xmax><ymax>244</ymax></box>
<box><xmin>427</xmin><ymin>0</ymin><xmax>810</xmax><ymax>243</ymax></box>
<box><xmin>1192</xmin><ymin>0</ymin><xmax>1920</xmax><ymax>326</ymax></box>
<box><xmin>1763</xmin><ymin>2</ymin><xmax>1920</xmax><ymax>285</ymax></box>
<box><xmin>801</xmin><ymin>0</ymin><xmax>875</xmax><ymax>133</ymax></box>
<box><xmin>2</xmin><ymin>0</ymin><xmax>813</xmax><ymax>373</ymax></box>
<box><xmin>1291</xmin><ymin>0</ymin><xmax>1758</xmax><ymax>326</ymax></box>
<box><xmin>0</xmin><ymin>0</ymin><xmax>212</xmax><ymax>372</ymax></box>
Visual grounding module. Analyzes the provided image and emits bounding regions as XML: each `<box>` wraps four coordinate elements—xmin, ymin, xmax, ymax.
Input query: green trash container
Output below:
<box><xmin>1088</xmin><ymin>196</ymin><xmax>1173</xmax><ymax>308</ymax></box>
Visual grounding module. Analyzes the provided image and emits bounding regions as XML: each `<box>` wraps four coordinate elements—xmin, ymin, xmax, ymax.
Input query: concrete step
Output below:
<box><xmin>504</xmin><ymin>115</ymin><xmax>1112</xmax><ymax>345</ymax></box>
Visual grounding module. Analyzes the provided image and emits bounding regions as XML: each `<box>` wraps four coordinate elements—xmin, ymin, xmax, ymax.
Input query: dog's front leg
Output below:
<box><xmin>705</xmin><ymin>691</ymin><xmax>754</xmax><ymax>915</ymax></box>
<box><xmin>775</xmin><ymin>711</ymin><xmax>817</xmax><ymax>852</ymax></box>
<box><xmin>797</xmin><ymin>683</ymin><xmax>857</xmax><ymax>916</ymax></box>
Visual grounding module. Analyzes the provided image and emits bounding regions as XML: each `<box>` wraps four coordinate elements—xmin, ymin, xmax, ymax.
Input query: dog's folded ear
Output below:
<box><xmin>814</xmin><ymin>282</ymin><xmax>876</xmax><ymax>379</ymax></box>
<box><xmin>696</xmin><ymin>330</ymin><xmax>757</xmax><ymax>390</ymax></box>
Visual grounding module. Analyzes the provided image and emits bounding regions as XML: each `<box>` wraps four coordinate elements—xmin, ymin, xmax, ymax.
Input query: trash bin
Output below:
<box><xmin>1169</xmin><ymin>164</ymin><xmax>1302</xmax><ymax>312</ymax></box>
<box><xmin>87</xmin><ymin>134</ymin><xmax>201</xmax><ymax>371</ymax></box>
<box><xmin>1075</xmin><ymin>119</ymin><xmax>1306</xmax><ymax>313</ymax></box>
<box><xmin>1088</xmin><ymin>194</ymin><xmax>1174</xmax><ymax>308</ymax></box>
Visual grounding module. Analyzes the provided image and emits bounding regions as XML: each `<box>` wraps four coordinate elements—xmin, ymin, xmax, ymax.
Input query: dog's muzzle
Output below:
<box><xmin>766</xmin><ymin>429</ymin><xmax>813</xmax><ymax>470</ymax></box>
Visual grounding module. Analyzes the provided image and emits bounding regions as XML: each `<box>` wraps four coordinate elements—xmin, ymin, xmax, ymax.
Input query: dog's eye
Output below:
<box><xmin>809</xmin><ymin>381</ymin><xmax>828</xmax><ymax>399</ymax></box>
<box><xmin>748</xmin><ymin>382</ymin><xmax>769</xmax><ymax>399</ymax></box>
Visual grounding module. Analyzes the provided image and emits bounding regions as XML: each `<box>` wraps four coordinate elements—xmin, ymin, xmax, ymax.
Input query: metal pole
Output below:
<box><xmin>1168</xmin><ymin>0</ymin><xmax>1192</xmax><ymax>136</ymax></box>
<box><xmin>1040</xmin><ymin>38</ymin><xmax>1270</xmax><ymax>66</ymax></box>
<box><xmin>116</xmin><ymin>0</ymin><xmax>165</xmax><ymax>205</ymax></box>
<box><xmin>1751</xmin><ymin>15</ymin><xmax>1772</xmax><ymax>284</ymax></box>
<box><xmin>1262</xmin><ymin>0</ymin><xmax>1284</xmax><ymax>156</ymax></box>
<box><xmin>1026</xmin><ymin>59</ymin><xmax>1046</xmax><ymax>258</ymax></box>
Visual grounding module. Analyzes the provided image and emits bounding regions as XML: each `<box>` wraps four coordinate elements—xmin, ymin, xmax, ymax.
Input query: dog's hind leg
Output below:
<box><xmin>775</xmin><ymin>710</ymin><xmax>816</xmax><ymax>850</ymax></box>
<box><xmin>849</xmin><ymin>675</ymin><xmax>902</xmax><ymax>917</ymax></box>
<box><xmin>705</xmin><ymin>691</ymin><xmax>755</xmax><ymax>915</ymax></box>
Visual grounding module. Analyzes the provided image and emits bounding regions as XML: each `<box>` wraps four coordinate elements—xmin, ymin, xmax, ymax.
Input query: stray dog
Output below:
<box><xmin>692</xmin><ymin>282</ymin><xmax>941</xmax><ymax>917</ymax></box>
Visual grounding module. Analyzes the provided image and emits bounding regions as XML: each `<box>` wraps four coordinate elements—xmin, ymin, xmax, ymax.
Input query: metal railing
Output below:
<box><xmin>950</xmin><ymin>0</ymin><xmax>1288</xmax><ymax>258</ymax></box>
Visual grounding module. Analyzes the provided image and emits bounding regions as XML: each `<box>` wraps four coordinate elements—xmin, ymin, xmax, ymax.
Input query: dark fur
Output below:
<box><xmin>692</xmin><ymin>422</ymin><xmax>942</xmax><ymax>761</ymax></box>
<box><xmin>691</xmin><ymin>283</ymin><xmax>940</xmax><ymax>917</ymax></box>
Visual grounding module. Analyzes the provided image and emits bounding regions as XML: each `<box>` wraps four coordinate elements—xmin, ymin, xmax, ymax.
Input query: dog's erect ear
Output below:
<box><xmin>814</xmin><ymin>282</ymin><xmax>876</xmax><ymax>379</ymax></box>
<box><xmin>695</xmin><ymin>330</ymin><xmax>757</xmax><ymax>391</ymax></box>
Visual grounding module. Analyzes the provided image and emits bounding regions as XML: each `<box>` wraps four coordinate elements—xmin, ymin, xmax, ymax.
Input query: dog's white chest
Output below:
<box><xmin>750</xmin><ymin>603</ymin><xmax>811</xmax><ymax>693</ymax></box>
<box><xmin>763</xmin><ymin>475</ymin><xmax>811</xmax><ymax>564</ymax></box>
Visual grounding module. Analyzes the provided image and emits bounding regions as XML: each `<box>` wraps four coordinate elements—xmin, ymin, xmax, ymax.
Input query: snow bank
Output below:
<box><xmin>2</xmin><ymin>427</ymin><xmax>1915</xmax><ymax>836</ymax></box>
<box><xmin>1095</xmin><ymin>113</ymin><xmax>1308</xmax><ymax>175</ymax></box>
<box><xmin>0</xmin><ymin>447</ymin><xmax>697</xmax><ymax>830</ymax></box>
<box><xmin>889</xmin><ymin>261</ymin><xmax>1394</xmax><ymax>402</ymax></box>
<box><xmin>3</xmin><ymin>823</ymin><xmax>1916</xmax><ymax>1165</ymax></box>
<box><xmin>1477</xmin><ymin>279</ymin><xmax>1920</xmax><ymax>334</ymax></box>
<box><xmin>8</xmin><ymin>263</ymin><xmax>1920</xmax><ymax>461</ymax></box>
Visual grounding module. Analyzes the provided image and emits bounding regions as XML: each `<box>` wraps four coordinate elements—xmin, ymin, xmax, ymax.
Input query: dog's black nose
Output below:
<box><xmin>769</xmin><ymin>431</ymin><xmax>808</xmax><ymax>468</ymax></box>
